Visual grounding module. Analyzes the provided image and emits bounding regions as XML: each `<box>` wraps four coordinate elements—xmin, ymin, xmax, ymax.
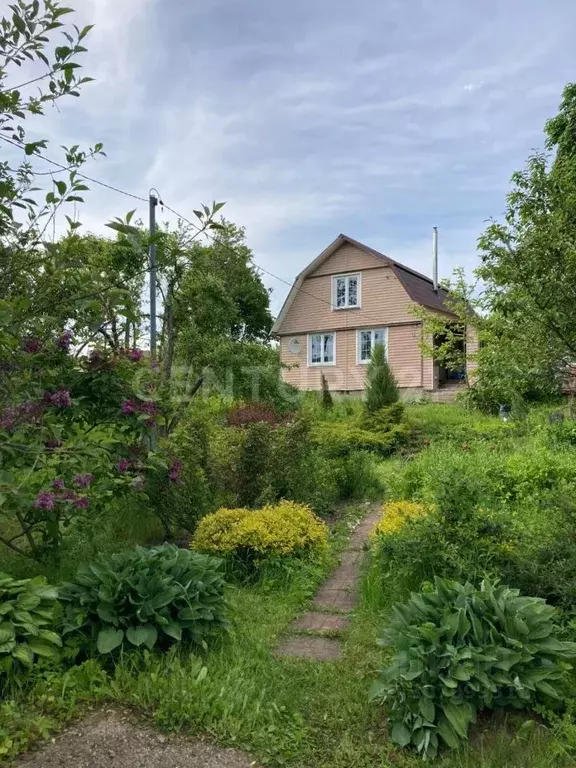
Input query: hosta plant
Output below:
<box><xmin>371</xmin><ymin>577</ymin><xmax>576</xmax><ymax>759</ymax></box>
<box><xmin>60</xmin><ymin>544</ymin><xmax>227</xmax><ymax>654</ymax></box>
<box><xmin>0</xmin><ymin>573</ymin><xmax>61</xmax><ymax>676</ymax></box>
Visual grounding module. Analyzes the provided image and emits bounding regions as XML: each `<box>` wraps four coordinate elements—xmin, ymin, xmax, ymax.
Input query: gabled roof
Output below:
<box><xmin>272</xmin><ymin>233</ymin><xmax>454</xmax><ymax>334</ymax></box>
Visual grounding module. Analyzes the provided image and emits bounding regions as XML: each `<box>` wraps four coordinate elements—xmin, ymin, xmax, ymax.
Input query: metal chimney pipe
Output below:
<box><xmin>432</xmin><ymin>226</ymin><xmax>439</xmax><ymax>292</ymax></box>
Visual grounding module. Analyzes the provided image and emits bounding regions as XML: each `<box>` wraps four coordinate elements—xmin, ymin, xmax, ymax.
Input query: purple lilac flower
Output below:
<box><xmin>73</xmin><ymin>473</ymin><xmax>93</xmax><ymax>488</ymax></box>
<box><xmin>56</xmin><ymin>330</ymin><xmax>73</xmax><ymax>352</ymax></box>
<box><xmin>46</xmin><ymin>390</ymin><xmax>72</xmax><ymax>408</ymax></box>
<box><xmin>53</xmin><ymin>478</ymin><xmax>65</xmax><ymax>490</ymax></box>
<box><xmin>35</xmin><ymin>491</ymin><xmax>56</xmax><ymax>511</ymax></box>
<box><xmin>22</xmin><ymin>337</ymin><xmax>42</xmax><ymax>354</ymax></box>
<box><xmin>118</xmin><ymin>458</ymin><xmax>131</xmax><ymax>473</ymax></box>
<box><xmin>62</xmin><ymin>490</ymin><xmax>78</xmax><ymax>501</ymax></box>
<box><xmin>140</xmin><ymin>400</ymin><xmax>160</xmax><ymax>416</ymax></box>
<box><xmin>120</xmin><ymin>399</ymin><xmax>137</xmax><ymax>414</ymax></box>
<box><xmin>73</xmin><ymin>496</ymin><xmax>89</xmax><ymax>509</ymax></box>
<box><xmin>128</xmin><ymin>347</ymin><xmax>144</xmax><ymax>362</ymax></box>
<box><xmin>168</xmin><ymin>459</ymin><xmax>183</xmax><ymax>484</ymax></box>
<box><xmin>1</xmin><ymin>401</ymin><xmax>44</xmax><ymax>431</ymax></box>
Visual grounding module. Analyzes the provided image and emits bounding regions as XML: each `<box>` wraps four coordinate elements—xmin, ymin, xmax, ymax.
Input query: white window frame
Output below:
<box><xmin>332</xmin><ymin>273</ymin><xmax>362</xmax><ymax>310</ymax></box>
<box><xmin>356</xmin><ymin>327</ymin><xmax>388</xmax><ymax>364</ymax></box>
<box><xmin>307</xmin><ymin>332</ymin><xmax>336</xmax><ymax>366</ymax></box>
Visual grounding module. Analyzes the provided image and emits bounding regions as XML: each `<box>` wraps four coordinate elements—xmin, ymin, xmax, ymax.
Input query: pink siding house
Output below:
<box><xmin>272</xmin><ymin>234</ymin><xmax>475</xmax><ymax>399</ymax></box>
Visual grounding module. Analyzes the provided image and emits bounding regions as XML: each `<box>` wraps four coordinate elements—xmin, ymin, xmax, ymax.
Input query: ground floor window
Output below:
<box><xmin>308</xmin><ymin>332</ymin><xmax>335</xmax><ymax>365</ymax></box>
<box><xmin>357</xmin><ymin>327</ymin><xmax>387</xmax><ymax>363</ymax></box>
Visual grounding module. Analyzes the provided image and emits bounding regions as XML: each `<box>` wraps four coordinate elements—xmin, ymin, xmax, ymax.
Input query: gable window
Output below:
<box><xmin>308</xmin><ymin>332</ymin><xmax>335</xmax><ymax>365</ymax></box>
<box><xmin>357</xmin><ymin>328</ymin><xmax>388</xmax><ymax>364</ymax></box>
<box><xmin>333</xmin><ymin>273</ymin><xmax>361</xmax><ymax>309</ymax></box>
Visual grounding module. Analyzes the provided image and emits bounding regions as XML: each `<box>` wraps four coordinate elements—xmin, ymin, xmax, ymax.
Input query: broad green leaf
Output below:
<box><xmin>443</xmin><ymin>700</ymin><xmax>473</xmax><ymax>739</ymax></box>
<box><xmin>126</xmin><ymin>624</ymin><xmax>157</xmax><ymax>649</ymax></box>
<box><xmin>97</xmin><ymin>627</ymin><xmax>124</xmax><ymax>654</ymax></box>
<box><xmin>391</xmin><ymin>722</ymin><xmax>412</xmax><ymax>747</ymax></box>
<box><xmin>419</xmin><ymin>697</ymin><xmax>435</xmax><ymax>723</ymax></box>
<box><xmin>27</xmin><ymin>638</ymin><xmax>59</xmax><ymax>658</ymax></box>
<box><xmin>162</xmin><ymin>622</ymin><xmax>182</xmax><ymax>642</ymax></box>
<box><xmin>437</xmin><ymin>718</ymin><xmax>460</xmax><ymax>749</ymax></box>
<box><xmin>12</xmin><ymin>643</ymin><xmax>34</xmax><ymax>666</ymax></box>
<box><xmin>0</xmin><ymin>623</ymin><xmax>15</xmax><ymax>643</ymax></box>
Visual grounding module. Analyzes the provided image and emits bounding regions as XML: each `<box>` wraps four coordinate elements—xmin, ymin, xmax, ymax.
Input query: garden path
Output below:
<box><xmin>276</xmin><ymin>503</ymin><xmax>381</xmax><ymax>661</ymax></box>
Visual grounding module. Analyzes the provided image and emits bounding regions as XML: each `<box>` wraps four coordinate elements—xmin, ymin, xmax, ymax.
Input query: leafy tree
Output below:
<box><xmin>475</xmin><ymin>83</ymin><xmax>576</xmax><ymax>406</ymax></box>
<box><xmin>173</xmin><ymin>220</ymin><xmax>273</xmax><ymax>370</ymax></box>
<box><xmin>365</xmin><ymin>343</ymin><xmax>399</xmax><ymax>412</ymax></box>
<box><xmin>412</xmin><ymin>268</ymin><xmax>478</xmax><ymax>386</ymax></box>
<box><xmin>0</xmin><ymin>2</ymin><xmax>216</xmax><ymax>560</ymax></box>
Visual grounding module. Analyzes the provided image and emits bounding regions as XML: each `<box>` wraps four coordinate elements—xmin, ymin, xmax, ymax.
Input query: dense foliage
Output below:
<box><xmin>372</xmin><ymin>578</ymin><xmax>576</xmax><ymax>759</ymax></box>
<box><xmin>365</xmin><ymin>343</ymin><xmax>399</xmax><ymax>412</ymax></box>
<box><xmin>0</xmin><ymin>574</ymin><xmax>60</xmax><ymax>678</ymax></box>
<box><xmin>192</xmin><ymin>501</ymin><xmax>329</xmax><ymax>571</ymax></box>
<box><xmin>60</xmin><ymin>545</ymin><xmax>227</xmax><ymax>654</ymax></box>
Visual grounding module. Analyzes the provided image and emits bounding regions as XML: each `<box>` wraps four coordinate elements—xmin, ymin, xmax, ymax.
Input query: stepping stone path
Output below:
<box><xmin>276</xmin><ymin>504</ymin><xmax>381</xmax><ymax>661</ymax></box>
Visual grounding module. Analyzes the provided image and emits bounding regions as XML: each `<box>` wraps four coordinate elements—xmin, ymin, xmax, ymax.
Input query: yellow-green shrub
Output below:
<box><xmin>372</xmin><ymin>500</ymin><xmax>430</xmax><ymax>538</ymax></box>
<box><xmin>192</xmin><ymin>501</ymin><xmax>329</xmax><ymax>563</ymax></box>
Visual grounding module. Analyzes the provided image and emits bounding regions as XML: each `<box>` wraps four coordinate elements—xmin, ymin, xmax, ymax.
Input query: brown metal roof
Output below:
<box><xmin>271</xmin><ymin>233</ymin><xmax>455</xmax><ymax>334</ymax></box>
<box><xmin>340</xmin><ymin>234</ymin><xmax>454</xmax><ymax>314</ymax></box>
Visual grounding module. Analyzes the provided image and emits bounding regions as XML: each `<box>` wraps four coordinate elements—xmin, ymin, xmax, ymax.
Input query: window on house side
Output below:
<box><xmin>357</xmin><ymin>328</ymin><xmax>388</xmax><ymax>363</ymax></box>
<box><xmin>333</xmin><ymin>273</ymin><xmax>360</xmax><ymax>309</ymax></box>
<box><xmin>309</xmin><ymin>333</ymin><xmax>335</xmax><ymax>365</ymax></box>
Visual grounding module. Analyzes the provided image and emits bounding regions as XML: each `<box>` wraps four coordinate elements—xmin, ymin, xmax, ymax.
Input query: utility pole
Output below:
<box><xmin>149</xmin><ymin>193</ymin><xmax>158</xmax><ymax>360</ymax></box>
<box><xmin>149</xmin><ymin>192</ymin><xmax>158</xmax><ymax>451</ymax></box>
<box><xmin>432</xmin><ymin>226</ymin><xmax>439</xmax><ymax>293</ymax></box>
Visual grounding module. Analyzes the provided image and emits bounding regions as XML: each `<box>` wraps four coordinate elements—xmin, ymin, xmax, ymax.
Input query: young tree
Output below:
<box><xmin>321</xmin><ymin>372</ymin><xmax>333</xmax><ymax>410</ymax></box>
<box><xmin>365</xmin><ymin>343</ymin><xmax>398</xmax><ymax>412</ymax></box>
<box><xmin>411</xmin><ymin>268</ymin><xmax>478</xmax><ymax>386</ymax></box>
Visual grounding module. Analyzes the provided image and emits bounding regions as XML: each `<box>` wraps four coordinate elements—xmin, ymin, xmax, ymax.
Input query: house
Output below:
<box><xmin>272</xmin><ymin>234</ymin><xmax>477</xmax><ymax>399</ymax></box>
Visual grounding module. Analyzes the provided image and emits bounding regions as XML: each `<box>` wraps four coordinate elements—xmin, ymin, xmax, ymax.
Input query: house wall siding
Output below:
<box><xmin>280</xmin><ymin>323</ymin><xmax>423</xmax><ymax>391</ymax></box>
<box><xmin>279</xmin><ymin>244</ymin><xmax>418</xmax><ymax>335</ymax></box>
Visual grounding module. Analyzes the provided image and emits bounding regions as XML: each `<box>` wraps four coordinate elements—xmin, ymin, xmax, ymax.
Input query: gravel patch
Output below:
<box><xmin>14</xmin><ymin>708</ymin><xmax>259</xmax><ymax>768</ymax></box>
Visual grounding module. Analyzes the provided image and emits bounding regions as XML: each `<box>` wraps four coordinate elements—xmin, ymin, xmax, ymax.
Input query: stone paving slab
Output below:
<box><xmin>290</xmin><ymin>611</ymin><xmax>350</xmax><ymax>633</ymax></box>
<box><xmin>276</xmin><ymin>635</ymin><xmax>343</xmax><ymax>660</ymax></box>
<box><xmin>276</xmin><ymin>504</ymin><xmax>381</xmax><ymax>660</ymax></box>
<box><xmin>312</xmin><ymin>586</ymin><xmax>357</xmax><ymax>612</ymax></box>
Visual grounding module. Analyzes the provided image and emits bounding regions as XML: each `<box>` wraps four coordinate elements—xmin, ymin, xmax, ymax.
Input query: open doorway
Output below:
<box><xmin>434</xmin><ymin>324</ymin><xmax>466</xmax><ymax>387</ymax></box>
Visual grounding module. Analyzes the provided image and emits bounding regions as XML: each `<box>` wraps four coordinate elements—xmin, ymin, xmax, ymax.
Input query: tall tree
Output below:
<box><xmin>477</xmin><ymin>83</ymin><xmax>576</xmax><ymax>388</ymax></box>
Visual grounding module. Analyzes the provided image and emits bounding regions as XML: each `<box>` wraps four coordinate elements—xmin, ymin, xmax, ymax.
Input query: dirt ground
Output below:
<box><xmin>14</xmin><ymin>708</ymin><xmax>259</xmax><ymax>768</ymax></box>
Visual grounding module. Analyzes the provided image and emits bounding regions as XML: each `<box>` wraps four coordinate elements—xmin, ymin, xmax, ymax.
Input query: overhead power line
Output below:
<box><xmin>0</xmin><ymin>136</ymin><xmax>401</xmax><ymax>332</ymax></box>
<box><xmin>0</xmin><ymin>134</ymin><xmax>148</xmax><ymax>202</ymax></box>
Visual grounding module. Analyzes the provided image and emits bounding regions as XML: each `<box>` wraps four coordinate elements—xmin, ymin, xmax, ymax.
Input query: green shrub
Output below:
<box><xmin>211</xmin><ymin>417</ymin><xmax>340</xmax><ymax>516</ymax></box>
<box><xmin>361</xmin><ymin>402</ymin><xmax>405</xmax><ymax>431</ymax></box>
<box><xmin>365</xmin><ymin>343</ymin><xmax>399</xmax><ymax>412</ymax></box>
<box><xmin>312</xmin><ymin>421</ymin><xmax>408</xmax><ymax>458</ymax></box>
<box><xmin>60</xmin><ymin>544</ymin><xmax>227</xmax><ymax>654</ymax></box>
<box><xmin>371</xmin><ymin>577</ymin><xmax>576</xmax><ymax>759</ymax></box>
<box><xmin>373</xmin><ymin>503</ymin><xmax>515</xmax><ymax>595</ymax></box>
<box><xmin>192</xmin><ymin>501</ymin><xmax>329</xmax><ymax>576</ymax></box>
<box><xmin>145</xmin><ymin>411</ymin><xmax>214</xmax><ymax>537</ymax></box>
<box><xmin>332</xmin><ymin>451</ymin><xmax>383</xmax><ymax>500</ymax></box>
<box><xmin>0</xmin><ymin>574</ymin><xmax>61</xmax><ymax>678</ymax></box>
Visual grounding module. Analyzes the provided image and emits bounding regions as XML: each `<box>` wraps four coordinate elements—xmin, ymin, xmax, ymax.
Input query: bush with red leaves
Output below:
<box><xmin>226</xmin><ymin>403</ymin><xmax>292</xmax><ymax>427</ymax></box>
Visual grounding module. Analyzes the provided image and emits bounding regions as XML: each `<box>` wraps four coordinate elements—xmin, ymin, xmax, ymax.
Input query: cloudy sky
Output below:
<box><xmin>8</xmin><ymin>0</ymin><xmax>576</xmax><ymax>314</ymax></box>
